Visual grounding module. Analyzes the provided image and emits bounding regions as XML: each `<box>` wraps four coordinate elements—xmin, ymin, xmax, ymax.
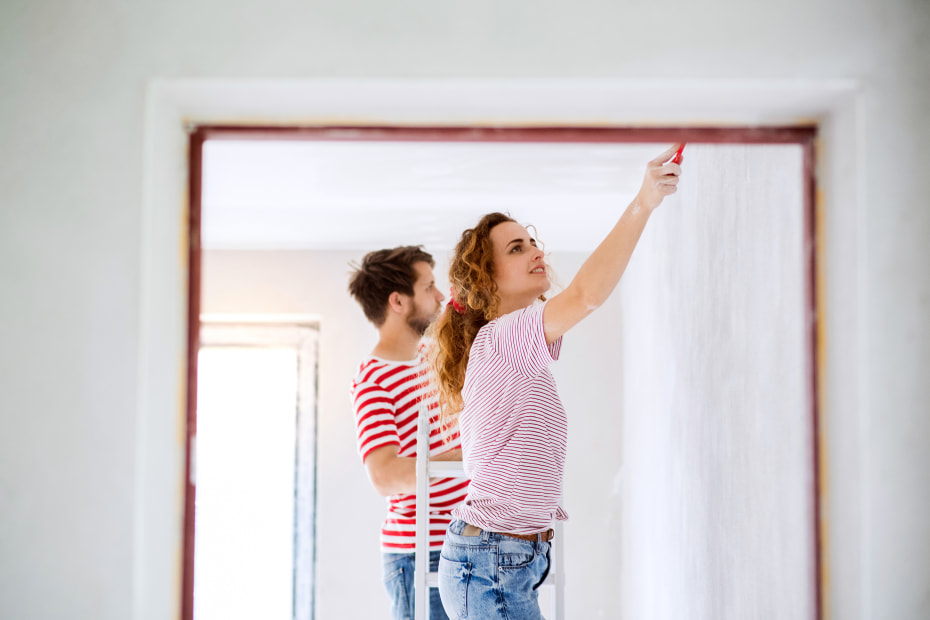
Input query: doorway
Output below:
<box><xmin>183</xmin><ymin>125</ymin><xmax>820</xmax><ymax>620</ymax></box>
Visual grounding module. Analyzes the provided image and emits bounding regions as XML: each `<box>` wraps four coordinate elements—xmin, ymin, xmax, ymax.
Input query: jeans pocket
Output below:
<box><xmin>383</xmin><ymin>564</ymin><xmax>412</xmax><ymax>620</ymax></box>
<box><xmin>438</xmin><ymin>556</ymin><xmax>471</xmax><ymax>619</ymax></box>
<box><xmin>498</xmin><ymin>549</ymin><xmax>547</xmax><ymax>607</ymax></box>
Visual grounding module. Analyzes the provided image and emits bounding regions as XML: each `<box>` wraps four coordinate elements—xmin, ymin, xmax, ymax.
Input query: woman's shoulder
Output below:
<box><xmin>478</xmin><ymin>301</ymin><xmax>547</xmax><ymax>341</ymax></box>
<box><xmin>501</xmin><ymin>300</ymin><xmax>547</xmax><ymax>325</ymax></box>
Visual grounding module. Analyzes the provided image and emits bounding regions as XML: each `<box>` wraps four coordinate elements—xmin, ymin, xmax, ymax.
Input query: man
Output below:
<box><xmin>348</xmin><ymin>246</ymin><xmax>467</xmax><ymax>620</ymax></box>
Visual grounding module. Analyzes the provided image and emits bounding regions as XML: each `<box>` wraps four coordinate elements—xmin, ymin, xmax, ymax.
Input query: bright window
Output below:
<box><xmin>194</xmin><ymin>322</ymin><xmax>318</xmax><ymax>620</ymax></box>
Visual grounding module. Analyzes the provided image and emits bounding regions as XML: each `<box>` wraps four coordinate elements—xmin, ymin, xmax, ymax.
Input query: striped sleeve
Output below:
<box><xmin>488</xmin><ymin>301</ymin><xmax>562</xmax><ymax>377</ymax></box>
<box><xmin>350</xmin><ymin>353</ymin><xmax>471</xmax><ymax>552</ymax></box>
<box><xmin>353</xmin><ymin>380</ymin><xmax>400</xmax><ymax>462</ymax></box>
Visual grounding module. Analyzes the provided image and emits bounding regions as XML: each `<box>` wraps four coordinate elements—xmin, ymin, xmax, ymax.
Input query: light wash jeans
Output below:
<box><xmin>438</xmin><ymin>519</ymin><xmax>551</xmax><ymax>620</ymax></box>
<box><xmin>382</xmin><ymin>550</ymin><xmax>450</xmax><ymax>620</ymax></box>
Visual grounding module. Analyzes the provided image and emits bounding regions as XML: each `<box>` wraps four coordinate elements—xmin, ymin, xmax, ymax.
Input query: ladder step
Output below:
<box><xmin>426</xmin><ymin>460</ymin><xmax>468</xmax><ymax>477</ymax></box>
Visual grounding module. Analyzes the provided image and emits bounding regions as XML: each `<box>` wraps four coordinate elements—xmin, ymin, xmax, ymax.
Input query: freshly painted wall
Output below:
<box><xmin>620</xmin><ymin>144</ymin><xmax>814</xmax><ymax>618</ymax></box>
<box><xmin>1</xmin><ymin>1</ymin><xmax>927</xmax><ymax>620</ymax></box>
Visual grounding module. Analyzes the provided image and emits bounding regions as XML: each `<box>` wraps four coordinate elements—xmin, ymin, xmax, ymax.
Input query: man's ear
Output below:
<box><xmin>386</xmin><ymin>291</ymin><xmax>407</xmax><ymax>315</ymax></box>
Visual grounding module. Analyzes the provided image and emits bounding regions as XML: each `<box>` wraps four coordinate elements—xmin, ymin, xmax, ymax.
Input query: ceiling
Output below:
<box><xmin>201</xmin><ymin>139</ymin><xmax>667</xmax><ymax>253</ymax></box>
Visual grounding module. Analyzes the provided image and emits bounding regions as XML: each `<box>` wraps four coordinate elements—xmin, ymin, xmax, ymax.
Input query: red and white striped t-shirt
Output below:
<box><xmin>453</xmin><ymin>301</ymin><xmax>569</xmax><ymax>534</ymax></box>
<box><xmin>351</xmin><ymin>350</ymin><xmax>469</xmax><ymax>553</ymax></box>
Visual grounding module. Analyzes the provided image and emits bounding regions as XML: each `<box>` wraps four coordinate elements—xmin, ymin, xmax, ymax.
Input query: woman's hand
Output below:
<box><xmin>635</xmin><ymin>143</ymin><xmax>684</xmax><ymax>212</ymax></box>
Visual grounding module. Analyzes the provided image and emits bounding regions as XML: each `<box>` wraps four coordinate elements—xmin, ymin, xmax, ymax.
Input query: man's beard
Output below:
<box><xmin>406</xmin><ymin>303</ymin><xmax>438</xmax><ymax>336</ymax></box>
<box><xmin>406</xmin><ymin>313</ymin><xmax>432</xmax><ymax>336</ymax></box>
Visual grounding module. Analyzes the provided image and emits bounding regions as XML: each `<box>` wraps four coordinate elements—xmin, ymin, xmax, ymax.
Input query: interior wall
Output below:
<box><xmin>620</xmin><ymin>144</ymin><xmax>813</xmax><ymax>618</ymax></box>
<box><xmin>200</xmin><ymin>248</ymin><xmax>624</xmax><ymax>619</ymax></box>
<box><xmin>1</xmin><ymin>2</ymin><xmax>928</xmax><ymax>620</ymax></box>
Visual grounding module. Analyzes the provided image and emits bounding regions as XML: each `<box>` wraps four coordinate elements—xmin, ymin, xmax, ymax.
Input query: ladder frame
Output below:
<box><xmin>414</xmin><ymin>404</ymin><xmax>565</xmax><ymax>620</ymax></box>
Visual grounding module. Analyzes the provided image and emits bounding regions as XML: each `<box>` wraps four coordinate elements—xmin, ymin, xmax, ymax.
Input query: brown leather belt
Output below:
<box><xmin>462</xmin><ymin>523</ymin><xmax>555</xmax><ymax>543</ymax></box>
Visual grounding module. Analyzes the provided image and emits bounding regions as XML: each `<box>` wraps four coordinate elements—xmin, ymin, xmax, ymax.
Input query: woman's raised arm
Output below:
<box><xmin>542</xmin><ymin>144</ymin><xmax>683</xmax><ymax>344</ymax></box>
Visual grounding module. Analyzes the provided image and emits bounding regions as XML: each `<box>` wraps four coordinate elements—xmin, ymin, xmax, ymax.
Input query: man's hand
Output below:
<box><xmin>364</xmin><ymin>445</ymin><xmax>463</xmax><ymax>497</ymax></box>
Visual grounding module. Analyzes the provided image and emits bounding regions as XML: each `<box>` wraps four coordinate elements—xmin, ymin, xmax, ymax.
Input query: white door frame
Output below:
<box><xmin>136</xmin><ymin>78</ymin><xmax>862</xmax><ymax>620</ymax></box>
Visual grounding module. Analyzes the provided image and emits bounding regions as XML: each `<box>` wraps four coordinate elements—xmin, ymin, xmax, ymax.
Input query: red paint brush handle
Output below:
<box><xmin>670</xmin><ymin>143</ymin><xmax>686</xmax><ymax>164</ymax></box>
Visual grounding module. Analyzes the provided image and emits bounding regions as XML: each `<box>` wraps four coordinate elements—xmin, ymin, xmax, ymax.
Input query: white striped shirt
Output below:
<box><xmin>453</xmin><ymin>301</ymin><xmax>569</xmax><ymax>534</ymax></box>
<box><xmin>351</xmin><ymin>350</ymin><xmax>469</xmax><ymax>552</ymax></box>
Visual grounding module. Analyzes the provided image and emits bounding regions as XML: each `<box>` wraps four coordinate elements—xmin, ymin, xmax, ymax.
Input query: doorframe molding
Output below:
<box><xmin>137</xmin><ymin>78</ymin><xmax>862</xmax><ymax>620</ymax></box>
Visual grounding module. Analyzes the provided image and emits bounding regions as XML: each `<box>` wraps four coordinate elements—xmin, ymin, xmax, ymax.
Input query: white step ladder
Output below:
<box><xmin>414</xmin><ymin>404</ymin><xmax>565</xmax><ymax>620</ymax></box>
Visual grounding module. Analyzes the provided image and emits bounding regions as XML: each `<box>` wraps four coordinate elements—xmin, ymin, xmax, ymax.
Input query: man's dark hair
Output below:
<box><xmin>348</xmin><ymin>245</ymin><xmax>435</xmax><ymax>327</ymax></box>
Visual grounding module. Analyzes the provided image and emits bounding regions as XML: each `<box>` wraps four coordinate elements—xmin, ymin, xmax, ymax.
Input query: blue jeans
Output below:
<box><xmin>438</xmin><ymin>519</ymin><xmax>551</xmax><ymax>620</ymax></box>
<box><xmin>382</xmin><ymin>550</ymin><xmax>450</xmax><ymax>620</ymax></box>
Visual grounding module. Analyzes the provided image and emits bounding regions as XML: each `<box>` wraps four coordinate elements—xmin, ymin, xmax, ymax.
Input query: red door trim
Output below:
<box><xmin>191</xmin><ymin>124</ymin><xmax>815</xmax><ymax>144</ymax></box>
<box><xmin>182</xmin><ymin>124</ymin><xmax>821</xmax><ymax>620</ymax></box>
<box><xmin>802</xmin><ymin>137</ymin><xmax>823</xmax><ymax>619</ymax></box>
<box><xmin>182</xmin><ymin>129</ymin><xmax>205</xmax><ymax>620</ymax></box>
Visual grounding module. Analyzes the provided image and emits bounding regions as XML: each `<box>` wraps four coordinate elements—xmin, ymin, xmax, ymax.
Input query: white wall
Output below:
<box><xmin>620</xmin><ymin>144</ymin><xmax>813</xmax><ymax>618</ymax></box>
<box><xmin>1</xmin><ymin>2</ymin><xmax>927</xmax><ymax>620</ymax></box>
<box><xmin>200</xmin><ymin>249</ymin><xmax>624</xmax><ymax>619</ymax></box>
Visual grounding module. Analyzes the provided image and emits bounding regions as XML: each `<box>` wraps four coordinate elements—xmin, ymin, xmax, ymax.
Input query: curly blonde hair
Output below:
<box><xmin>428</xmin><ymin>212</ymin><xmax>550</xmax><ymax>431</ymax></box>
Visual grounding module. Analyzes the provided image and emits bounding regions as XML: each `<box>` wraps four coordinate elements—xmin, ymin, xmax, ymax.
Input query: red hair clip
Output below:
<box><xmin>448</xmin><ymin>288</ymin><xmax>465</xmax><ymax>314</ymax></box>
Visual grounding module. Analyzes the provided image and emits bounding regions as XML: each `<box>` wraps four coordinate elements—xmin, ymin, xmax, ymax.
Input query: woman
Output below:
<box><xmin>428</xmin><ymin>144</ymin><xmax>683</xmax><ymax>619</ymax></box>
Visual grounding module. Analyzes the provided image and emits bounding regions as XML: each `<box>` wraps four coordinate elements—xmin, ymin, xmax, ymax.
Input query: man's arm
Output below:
<box><xmin>364</xmin><ymin>444</ymin><xmax>464</xmax><ymax>497</ymax></box>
